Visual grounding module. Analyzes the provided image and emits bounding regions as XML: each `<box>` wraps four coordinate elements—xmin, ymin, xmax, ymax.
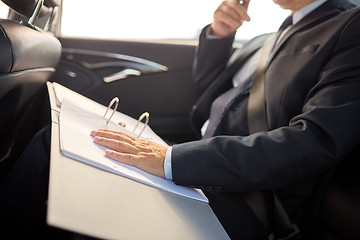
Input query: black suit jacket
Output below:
<box><xmin>171</xmin><ymin>0</ymin><xmax>360</xmax><ymax>216</ymax></box>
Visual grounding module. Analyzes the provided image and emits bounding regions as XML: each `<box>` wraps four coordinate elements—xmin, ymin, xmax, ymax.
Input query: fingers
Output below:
<box><xmin>211</xmin><ymin>0</ymin><xmax>251</xmax><ymax>37</ymax></box>
<box><xmin>94</xmin><ymin>136</ymin><xmax>140</xmax><ymax>154</ymax></box>
<box><xmin>105</xmin><ymin>149</ymin><xmax>137</xmax><ymax>167</ymax></box>
<box><xmin>92</xmin><ymin>129</ymin><xmax>142</xmax><ymax>154</ymax></box>
<box><xmin>91</xmin><ymin>129</ymin><xmax>137</xmax><ymax>142</ymax></box>
<box><xmin>92</xmin><ymin>129</ymin><xmax>153</xmax><ymax>151</ymax></box>
<box><xmin>105</xmin><ymin>149</ymin><xmax>165</xmax><ymax>178</ymax></box>
<box><xmin>91</xmin><ymin>129</ymin><xmax>167</xmax><ymax>178</ymax></box>
<box><xmin>92</xmin><ymin>129</ymin><xmax>166</xmax><ymax>150</ymax></box>
<box><xmin>237</xmin><ymin>0</ymin><xmax>250</xmax><ymax>12</ymax></box>
<box><xmin>226</xmin><ymin>0</ymin><xmax>250</xmax><ymax>22</ymax></box>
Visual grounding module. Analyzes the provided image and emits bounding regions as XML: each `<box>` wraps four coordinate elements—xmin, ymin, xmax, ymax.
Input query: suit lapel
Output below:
<box><xmin>200</xmin><ymin>33</ymin><xmax>269</xmax><ymax>102</ymax></box>
<box><xmin>191</xmin><ymin>35</ymin><xmax>268</xmax><ymax>133</ymax></box>
<box><xmin>227</xmin><ymin>34</ymin><xmax>269</xmax><ymax>75</ymax></box>
<box><xmin>267</xmin><ymin>0</ymin><xmax>353</xmax><ymax>69</ymax></box>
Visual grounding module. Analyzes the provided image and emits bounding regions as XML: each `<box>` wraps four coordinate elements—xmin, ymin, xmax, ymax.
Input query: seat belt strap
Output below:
<box><xmin>247</xmin><ymin>34</ymin><xmax>273</xmax><ymax>133</ymax></box>
<box><xmin>244</xmin><ymin>34</ymin><xmax>300</xmax><ymax>240</ymax></box>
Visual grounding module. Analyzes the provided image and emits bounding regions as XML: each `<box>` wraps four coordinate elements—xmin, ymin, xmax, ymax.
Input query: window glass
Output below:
<box><xmin>0</xmin><ymin>2</ymin><xmax>9</xmax><ymax>19</ymax></box>
<box><xmin>61</xmin><ymin>0</ymin><xmax>290</xmax><ymax>41</ymax></box>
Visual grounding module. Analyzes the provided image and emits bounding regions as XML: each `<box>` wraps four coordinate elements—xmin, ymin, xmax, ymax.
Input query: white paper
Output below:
<box><xmin>59</xmin><ymin>97</ymin><xmax>208</xmax><ymax>203</ymax></box>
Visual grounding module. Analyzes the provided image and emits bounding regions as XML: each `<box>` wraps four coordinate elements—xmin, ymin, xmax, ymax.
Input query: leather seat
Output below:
<box><xmin>301</xmin><ymin>144</ymin><xmax>360</xmax><ymax>240</ymax></box>
<box><xmin>2</xmin><ymin>0</ymin><xmax>60</xmax><ymax>19</ymax></box>
<box><xmin>316</xmin><ymin>145</ymin><xmax>360</xmax><ymax>240</ymax></box>
<box><xmin>0</xmin><ymin>0</ymin><xmax>61</xmax><ymax>180</ymax></box>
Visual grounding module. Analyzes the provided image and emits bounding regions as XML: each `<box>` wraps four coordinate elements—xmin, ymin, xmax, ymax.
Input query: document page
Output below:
<box><xmin>59</xmin><ymin>97</ymin><xmax>208</xmax><ymax>203</ymax></box>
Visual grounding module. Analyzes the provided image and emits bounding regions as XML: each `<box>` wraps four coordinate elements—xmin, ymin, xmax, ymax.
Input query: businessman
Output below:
<box><xmin>1</xmin><ymin>0</ymin><xmax>360</xmax><ymax>239</ymax></box>
<box><xmin>92</xmin><ymin>0</ymin><xmax>360</xmax><ymax>239</ymax></box>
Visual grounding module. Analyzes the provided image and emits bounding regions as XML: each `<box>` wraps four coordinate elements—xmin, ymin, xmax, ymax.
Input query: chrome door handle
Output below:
<box><xmin>103</xmin><ymin>69</ymin><xmax>141</xmax><ymax>83</ymax></box>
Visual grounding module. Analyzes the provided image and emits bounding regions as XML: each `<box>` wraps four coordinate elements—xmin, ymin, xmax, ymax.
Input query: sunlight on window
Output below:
<box><xmin>61</xmin><ymin>0</ymin><xmax>290</xmax><ymax>41</ymax></box>
<box><xmin>238</xmin><ymin>1</ymin><xmax>290</xmax><ymax>40</ymax></box>
<box><xmin>0</xmin><ymin>2</ymin><xmax>9</xmax><ymax>19</ymax></box>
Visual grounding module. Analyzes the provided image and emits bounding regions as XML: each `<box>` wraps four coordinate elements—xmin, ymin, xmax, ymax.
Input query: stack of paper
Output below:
<box><xmin>58</xmin><ymin>94</ymin><xmax>207</xmax><ymax>203</ymax></box>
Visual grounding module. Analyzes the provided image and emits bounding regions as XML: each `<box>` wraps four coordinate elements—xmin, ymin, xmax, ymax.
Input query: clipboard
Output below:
<box><xmin>54</xmin><ymin>83</ymin><xmax>207</xmax><ymax>202</ymax></box>
<box><xmin>46</xmin><ymin>82</ymin><xmax>229</xmax><ymax>240</ymax></box>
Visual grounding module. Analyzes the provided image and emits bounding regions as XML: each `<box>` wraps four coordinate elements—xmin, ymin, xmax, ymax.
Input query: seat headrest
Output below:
<box><xmin>1</xmin><ymin>0</ymin><xmax>60</xmax><ymax>18</ymax></box>
<box><xmin>0</xmin><ymin>19</ymin><xmax>61</xmax><ymax>74</ymax></box>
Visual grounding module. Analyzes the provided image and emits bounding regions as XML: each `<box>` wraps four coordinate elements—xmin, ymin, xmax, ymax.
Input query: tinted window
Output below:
<box><xmin>0</xmin><ymin>2</ymin><xmax>9</xmax><ymax>18</ymax></box>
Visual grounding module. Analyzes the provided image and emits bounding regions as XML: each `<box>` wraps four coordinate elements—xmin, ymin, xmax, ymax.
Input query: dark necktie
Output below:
<box><xmin>273</xmin><ymin>15</ymin><xmax>293</xmax><ymax>47</ymax></box>
<box><xmin>202</xmin><ymin>75</ymin><xmax>253</xmax><ymax>139</ymax></box>
<box><xmin>202</xmin><ymin>16</ymin><xmax>293</xmax><ymax>139</ymax></box>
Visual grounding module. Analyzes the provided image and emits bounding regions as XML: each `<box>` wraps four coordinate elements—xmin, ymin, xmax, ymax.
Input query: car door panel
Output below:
<box><xmin>51</xmin><ymin>37</ymin><xmax>198</xmax><ymax>143</ymax></box>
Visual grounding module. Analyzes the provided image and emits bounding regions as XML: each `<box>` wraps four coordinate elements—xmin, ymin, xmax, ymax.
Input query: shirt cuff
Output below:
<box><xmin>205</xmin><ymin>25</ymin><xmax>236</xmax><ymax>39</ymax></box>
<box><xmin>205</xmin><ymin>26</ymin><xmax>223</xmax><ymax>39</ymax></box>
<box><xmin>164</xmin><ymin>146</ymin><xmax>173</xmax><ymax>180</ymax></box>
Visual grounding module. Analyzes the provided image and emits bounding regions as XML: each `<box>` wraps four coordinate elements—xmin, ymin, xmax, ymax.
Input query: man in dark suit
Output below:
<box><xmin>91</xmin><ymin>0</ymin><xmax>360</xmax><ymax>238</ymax></box>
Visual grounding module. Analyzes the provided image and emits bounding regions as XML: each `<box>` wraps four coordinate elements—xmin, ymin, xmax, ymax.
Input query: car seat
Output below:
<box><xmin>301</xmin><ymin>144</ymin><xmax>360</xmax><ymax>240</ymax></box>
<box><xmin>0</xmin><ymin>0</ymin><xmax>61</xmax><ymax>180</ymax></box>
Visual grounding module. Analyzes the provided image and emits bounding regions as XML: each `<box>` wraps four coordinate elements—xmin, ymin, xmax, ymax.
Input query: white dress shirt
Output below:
<box><xmin>164</xmin><ymin>0</ymin><xmax>328</xmax><ymax>180</ymax></box>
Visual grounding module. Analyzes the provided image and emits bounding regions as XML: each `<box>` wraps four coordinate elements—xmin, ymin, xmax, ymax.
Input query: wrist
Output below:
<box><xmin>210</xmin><ymin>23</ymin><xmax>236</xmax><ymax>38</ymax></box>
<box><xmin>164</xmin><ymin>146</ymin><xmax>173</xmax><ymax>180</ymax></box>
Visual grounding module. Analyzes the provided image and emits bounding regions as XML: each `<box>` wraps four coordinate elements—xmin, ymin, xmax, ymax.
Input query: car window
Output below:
<box><xmin>61</xmin><ymin>0</ymin><xmax>290</xmax><ymax>42</ymax></box>
<box><xmin>0</xmin><ymin>2</ymin><xmax>9</xmax><ymax>18</ymax></box>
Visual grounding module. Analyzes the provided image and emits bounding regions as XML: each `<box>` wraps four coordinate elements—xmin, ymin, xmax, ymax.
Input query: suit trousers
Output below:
<box><xmin>0</xmin><ymin>126</ymin><xmax>71</xmax><ymax>239</ymax></box>
<box><xmin>205</xmin><ymin>191</ymin><xmax>270</xmax><ymax>240</ymax></box>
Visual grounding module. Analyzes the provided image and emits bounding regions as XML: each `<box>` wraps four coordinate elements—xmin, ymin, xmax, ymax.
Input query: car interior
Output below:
<box><xmin>0</xmin><ymin>0</ymin><xmax>61</xmax><ymax>181</ymax></box>
<box><xmin>0</xmin><ymin>0</ymin><xmax>359</xmax><ymax>239</ymax></box>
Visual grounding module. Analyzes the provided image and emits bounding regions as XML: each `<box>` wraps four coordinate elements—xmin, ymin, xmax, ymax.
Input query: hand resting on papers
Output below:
<box><xmin>91</xmin><ymin>129</ymin><xmax>168</xmax><ymax>178</ymax></box>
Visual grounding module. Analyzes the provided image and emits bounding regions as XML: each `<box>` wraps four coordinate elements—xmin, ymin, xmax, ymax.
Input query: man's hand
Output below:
<box><xmin>91</xmin><ymin>129</ymin><xmax>168</xmax><ymax>178</ymax></box>
<box><xmin>211</xmin><ymin>0</ymin><xmax>251</xmax><ymax>37</ymax></box>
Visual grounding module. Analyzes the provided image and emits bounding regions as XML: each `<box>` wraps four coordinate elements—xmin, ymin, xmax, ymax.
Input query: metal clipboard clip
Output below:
<box><xmin>133</xmin><ymin>112</ymin><xmax>149</xmax><ymax>138</ymax></box>
<box><xmin>104</xmin><ymin>97</ymin><xmax>149</xmax><ymax>138</ymax></box>
<box><xmin>104</xmin><ymin>97</ymin><xmax>119</xmax><ymax>124</ymax></box>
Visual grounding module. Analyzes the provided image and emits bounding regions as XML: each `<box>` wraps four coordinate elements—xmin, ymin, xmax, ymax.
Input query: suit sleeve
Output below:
<box><xmin>193</xmin><ymin>25</ymin><xmax>234</xmax><ymax>96</ymax></box>
<box><xmin>172</xmin><ymin>11</ymin><xmax>360</xmax><ymax>192</ymax></box>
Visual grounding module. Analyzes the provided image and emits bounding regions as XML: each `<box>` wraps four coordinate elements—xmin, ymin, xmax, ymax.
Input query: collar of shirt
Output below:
<box><xmin>275</xmin><ymin>0</ymin><xmax>327</xmax><ymax>45</ymax></box>
<box><xmin>292</xmin><ymin>0</ymin><xmax>328</xmax><ymax>25</ymax></box>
